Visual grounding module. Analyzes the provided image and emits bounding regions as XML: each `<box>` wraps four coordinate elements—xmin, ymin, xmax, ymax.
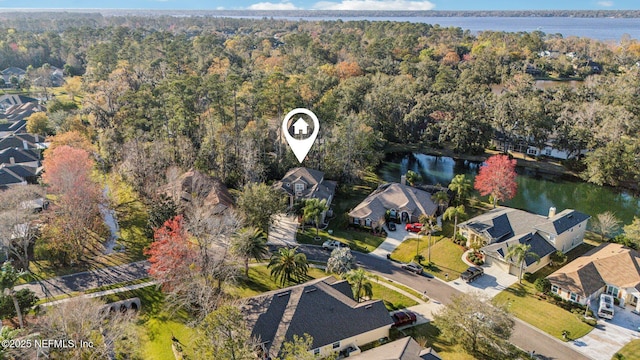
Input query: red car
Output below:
<box><xmin>391</xmin><ymin>310</ymin><xmax>417</xmax><ymax>327</ymax></box>
<box><xmin>405</xmin><ymin>223</ymin><xmax>423</xmax><ymax>232</ymax></box>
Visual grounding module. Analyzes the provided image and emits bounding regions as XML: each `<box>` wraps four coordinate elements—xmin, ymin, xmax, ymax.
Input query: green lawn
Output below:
<box><xmin>392</xmin><ymin>237</ymin><xmax>468</xmax><ymax>281</ymax></box>
<box><xmin>228</xmin><ymin>265</ymin><xmax>329</xmax><ymax>298</ymax></box>
<box><xmin>615</xmin><ymin>340</ymin><xmax>640</xmax><ymax>360</ymax></box>
<box><xmin>370</xmin><ymin>281</ymin><xmax>418</xmax><ymax>310</ymax></box>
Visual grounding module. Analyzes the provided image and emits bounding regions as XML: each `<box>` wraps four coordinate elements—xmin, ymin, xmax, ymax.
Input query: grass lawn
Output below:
<box><xmin>615</xmin><ymin>339</ymin><xmax>640</xmax><ymax>360</ymax></box>
<box><xmin>492</xmin><ymin>247</ymin><xmax>596</xmax><ymax>343</ymax></box>
<box><xmin>370</xmin><ymin>281</ymin><xmax>418</xmax><ymax>310</ymax></box>
<box><xmin>392</xmin><ymin>237</ymin><xmax>468</xmax><ymax>281</ymax></box>
<box><xmin>228</xmin><ymin>265</ymin><xmax>328</xmax><ymax>298</ymax></box>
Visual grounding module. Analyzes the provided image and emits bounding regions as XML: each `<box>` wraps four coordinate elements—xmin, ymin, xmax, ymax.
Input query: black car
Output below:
<box><xmin>387</xmin><ymin>222</ymin><xmax>396</xmax><ymax>231</ymax></box>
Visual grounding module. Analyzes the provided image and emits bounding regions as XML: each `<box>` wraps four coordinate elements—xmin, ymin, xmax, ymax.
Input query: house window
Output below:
<box><xmin>365</xmin><ymin>218</ymin><xmax>372</xmax><ymax>227</ymax></box>
<box><xmin>570</xmin><ymin>293</ymin><xmax>577</xmax><ymax>302</ymax></box>
<box><xmin>286</xmin><ymin>183</ymin><xmax>290</xmax><ymax>187</ymax></box>
<box><xmin>606</xmin><ymin>285</ymin><xmax>619</xmax><ymax>297</ymax></box>
<box><xmin>332</xmin><ymin>341</ymin><xmax>340</xmax><ymax>349</ymax></box>
<box><xmin>544</xmin><ymin>148</ymin><xmax>552</xmax><ymax>156</ymax></box>
<box><xmin>313</xmin><ymin>349</ymin><xmax>320</xmax><ymax>356</ymax></box>
<box><xmin>527</xmin><ymin>148</ymin><xmax>537</xmax><ymax>155</ymax></box>
<box><xmin>294</xmin><ymin>183</ymin><xmax>304</xmax><ymax>192</ymax></box>
<box><xmin>353</xmin><ymin>218</ymin><xmax>360</xmax><ymax>225</ymax></box>
<box><xmin>551</xmin><ymin>285</ymin><xmax>559</xmax><ymax>294</ymax></box>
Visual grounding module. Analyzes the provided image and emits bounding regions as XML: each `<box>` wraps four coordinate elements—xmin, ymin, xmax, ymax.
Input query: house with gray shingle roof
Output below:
<box><xmin>348</xmin><ymin>183</ymin><xmax>437</xmax><ymax>230</ymax></box>
<box><xmin>459</xmin><ymin>207</ymin><xmax>589</xmax><ymax>275</ymax></box>
<box><xmin>273</xmin><ymin>167</ymin><xmax>337</xmax><ymax>222</ymax></box>
<box><xmin>547</xmin><ymin>243</ymin><xmax>640</xmax><ymax>313</ymax></box>
<box><xmin>348</xmin><ymin>336</ymin><xmax>442</xmax><ymax>360</ymax></box>
<box><xmin>242</xmin><ymin>276</ymin><xmax>393</xmax><ymax>359</ymax></box>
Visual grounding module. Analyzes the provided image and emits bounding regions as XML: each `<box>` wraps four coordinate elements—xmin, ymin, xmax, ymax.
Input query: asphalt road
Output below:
<box><xmin>300</xmin><ymin>245</ymin><xmax>592</xmax><ymax>360</ymax></box>
<box><xmin>16</xmin><ymin>260</ymin><xmax>150</xmax><ymax>299</ymax></box>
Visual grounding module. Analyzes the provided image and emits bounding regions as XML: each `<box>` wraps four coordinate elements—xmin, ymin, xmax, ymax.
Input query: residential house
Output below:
<box><xmin>0</xmin><ymin>94</ymin><xmax>38</xmax><ymax>112</ymax></box>
<box><xmin>242</xmin><ymin>276</ymin><xmax>393</xmax><ymax>359</ymax></box>
<box><xmin>0</xmin><ymin>133</ymin><xmax>47</xmax><ymax>151</ymax></box>
<box><xmin>0</xmin><ymin>167</ymin><xmax>27</xmax><ymax>189</ymax></box>
<box><xmin>273</xmin><ymin>167</ymin><xmax>337</xmax><ymax>222</ymax></box>
<box><xmin>0</xmin><ymin>148</ymin><xmax>40</xmax><ymax>168</ymax></box>
<box><xmin>1</xmin><ymin>67</ymin><xmax>26</xmax><ymax>85</ymax></box>
<box><xmin>459</xmin><ymin>207</ymin><xmax>590</xmax><ymax>275</ymax></box>
<box><xmin>162</xmin><ymin>169</ymin><xmax>233</xmax><ymax>215</ymax></box>
<box><xmin>348</xmin><ymin>337</ymin><xmax>442</xmax><ymax>360</ymax></box>
<box><xmin>547</xmin><ymin>243</ymin><xmax>640</xmax><ymax>313</ymax></box>
<box><xmin>0</xmin><ymin>121</ymin><xmax>27</xmax><ymax>138</ymax></box>
<box><xmin>348</xmin><ymin>182</ymin><xmax>437</xmax><ymax>229</ymax></box>
<box><xmin>491</xmin><ymin>132</ymin><xmax>587</xmax><ymax>160</ymax></box>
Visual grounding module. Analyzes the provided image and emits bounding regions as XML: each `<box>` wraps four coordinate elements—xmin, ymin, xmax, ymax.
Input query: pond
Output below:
<box><xmin>380</xmin><ymin>153</ymin><xmax>640</xmax><ymax>226</ymax></box>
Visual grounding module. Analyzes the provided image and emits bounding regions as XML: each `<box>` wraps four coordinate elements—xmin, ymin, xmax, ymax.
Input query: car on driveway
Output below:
<box><xmin>322</xmin><ymin>240</ymin><xmax>349</xmax><ymax>251</ymax></box>
<box><xmin>391</xmin><ymin>310</ymin><xmax>417</xmax><ymax>327</ymax></box>
<box><xmin>401</xmin><ymin>262</ymin><xmax>423</xmax><ymax>274</ymax></box>
<box><xmin>460</xmin><ymin>266</ymin><xmax>484</xmax><ymax>283</ymax></box>
<box><xmin>387</xmin><ymin>222</ymin><xmax>396</xmax><ymax>231</ymax></box>
<box><xmin>405</xmin><ymin>223</ymin><xmax>423</xmax><ymax>232</ymax></box>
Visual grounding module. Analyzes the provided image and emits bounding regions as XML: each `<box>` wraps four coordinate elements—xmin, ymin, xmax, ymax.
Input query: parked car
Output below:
<box><xmin>405</xmin><ymin>223</ymin><xmax>423</xmax><ymax>232</ymax></box>
<box><xmin>387</xmin><ymin>222</ymin><xmax>396</xmax><ymax>231</ymax></box>
<box><xmin>460</xmin><ymin>266</ymin><xmax>484</xmax><ymax>283</ymax></box>
<box><xmin>322</xmin><ymin>240</ymin><xmax>349</xmax><ymax>251</ymax></box>
<box><xmin>391</xmin><ymin>310</ymin><xmax>417</xmax><ymax>327</ymax></box>
<box><xmin>401</xmin><ymin>262</ymin><xmax>423</xmax><ymax>274</ymax></box>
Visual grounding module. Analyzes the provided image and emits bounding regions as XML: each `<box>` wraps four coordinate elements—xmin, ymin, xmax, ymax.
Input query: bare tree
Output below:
<box><xmin>0</xmin><ymin>185</ymin><xmax>44</xmax><ymax>272</ymax></box>
<box><xmin>593</xmin><ymin>211</ymin><xmax>621</xmax><ymax>241</ymax></box>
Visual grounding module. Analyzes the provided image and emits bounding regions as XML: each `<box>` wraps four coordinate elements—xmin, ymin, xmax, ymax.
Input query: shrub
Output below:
<box><xmin>614</xmin><ymin>297</ymin><xmax>620</xmax><ymax>306</ymax></box>
<box><xmin>581</xmin><ymin>317</ymin><xmax>597</xmax><ymax>326</ymax></box>
<box><xmin>550</xmin><ymin>250</ymin><xmax>567</xmax><ymax>266</ymax></box>
<box><xmin>522</xmin><ymin>272</ymin><xmax>533</xmax><ymax>283</ymax></box>
<box><xmin>414</xmin><ymin>254</ymin><xmax>425</xmax><ymax>263</ymax></box>
<box><xmin>534</xmin><ymin>278</ymin><xmax>551</xmax><ymax>293</ymax></box>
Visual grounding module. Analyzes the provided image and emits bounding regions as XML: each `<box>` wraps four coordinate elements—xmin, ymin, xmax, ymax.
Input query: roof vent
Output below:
<box><xmin>304</xmin><ymin>288</ymin><xmax>317</xmax><ymax>294</ymax></box>
<box><xmin>277</xmin><ymin>291</ymin><xmax>290</xmax><ymax>297</ymax></box>
<box><xmin>365</xmin><ymin>304</ymin><xmax>373</xmax><ymax>309</ymax></box>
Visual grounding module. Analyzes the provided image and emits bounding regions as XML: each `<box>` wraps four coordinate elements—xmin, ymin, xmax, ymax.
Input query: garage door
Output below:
<box><xmin>485</xmin><ymin>255</ymin><xmax>510</xmax><ymax>273</ymax></box>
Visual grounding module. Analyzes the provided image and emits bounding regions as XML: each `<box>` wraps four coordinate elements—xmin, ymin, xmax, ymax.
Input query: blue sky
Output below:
<box><xmin>0</xmin><ymin>0</ymin><xmax>636</xmax><ymax>10</ymax></box>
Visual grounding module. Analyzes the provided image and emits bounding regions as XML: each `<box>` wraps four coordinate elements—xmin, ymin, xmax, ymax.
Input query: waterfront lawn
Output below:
<box><xmin>392</xmin><ymin>237</ymin><xmax>468</xmax><ymax>281</ymax></box>
<box><xmin>615</xmin><ymin>340</ymin><xmax>640</xmax><ymax>360</ymax></box>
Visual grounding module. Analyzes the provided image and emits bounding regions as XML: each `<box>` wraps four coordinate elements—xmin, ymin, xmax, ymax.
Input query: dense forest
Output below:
<box><xmin>3</xmin><ymin>15</ymin><xmax>640</xmax><ymax>198</ymax></box>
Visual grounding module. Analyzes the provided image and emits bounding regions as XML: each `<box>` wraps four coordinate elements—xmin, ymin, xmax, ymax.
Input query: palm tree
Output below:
<box><xmin>0</xmin><ymin>262</ymin><xmax>25</xmax><ymax>328</ymax></box>
<box><xmin>344</xmin><ymin>268</ymin><xmax>373</xmax><ymax>302</ymax></box>
<box><xmin>405</xmin><ymin>170</ymin><xmax>422</xmax><ymax>186</ymax></box>
<box><xmin>448</xmin><ymin>174</ymin><xmax>472</xmax><ymax>206</ymax></box>
<box><xmin>268</xmin><ymin>247</ymin><xmax>309</xmax><ymax>287</ymax></box>
<box><xmin>231</xmin><ymin>227</ymin><xmax>269</xmax><ymax>276</ymax></box>
<box><xmin>505</xmin><ymin>243</ymin><xmax>540</xmax><ymax>284</ymax></box>
<box><xmin>443</xmin><ymin>205</ymin><xmax>466</xmax><ymax>241</ymax></box>
<box><xmin>418</xmin><ymin>214</ymin><xmax>441</xmax><ymax>264</ymax></box>
<box><xmin>303</xmin><ymin>198</ymin><xmax>329</xmax><ymax>237</ymax></box>
<box><xmin>431</xmin><ymin>190</ymin><xmax>450</xmax><ymax>213</ymax></box>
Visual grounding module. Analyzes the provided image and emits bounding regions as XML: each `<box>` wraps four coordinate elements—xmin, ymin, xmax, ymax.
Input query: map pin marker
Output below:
<box><xmin>282</xmin><ymin>108</ymin><xmax>320</xmax><ymax>163</ymax></box>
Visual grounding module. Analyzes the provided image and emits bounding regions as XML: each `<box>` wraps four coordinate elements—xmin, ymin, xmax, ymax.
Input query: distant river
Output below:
<box><xmin>380</xmin><ymin>153</ymin><xmax>640</xmax><ymax>227</ymax></box>
<box><xmin>226</xmin><ymin>16</ymin><xmax>640</xmax><ymax>41</ymax></box>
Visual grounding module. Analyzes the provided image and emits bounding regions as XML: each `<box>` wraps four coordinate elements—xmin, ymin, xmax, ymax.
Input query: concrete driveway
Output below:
<box><xmin>370</xmin><ymin>225</ymin><xmax>419</xmax><ymax>258</ymax></box>
<box><xmin>571</xmin><ymin>305</ymin><xmax>640</xmax><ymax>360</ymax></box>
<box><xmin>447</xmin><ymin>264</ymin><xmax>519</xmax><ymax>299</ymax></box>
<box><xmin>267</xmin><ymin>214</ymin><xmax>299</xmax><ymax>246</ymax></box>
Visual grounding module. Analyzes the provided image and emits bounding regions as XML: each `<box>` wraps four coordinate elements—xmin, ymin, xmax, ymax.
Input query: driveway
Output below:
<box><xmin>571</xmin><ymin>305</ymin><xmax>640</xmax><ymax>360</ymax></box>
<box><xmin>447</xmin><ymin>264</ymin><xmax>519</xmax><ymax>299</ymax></box>
<box><xmin>267</xmin><ymin>214</ymin><xmax>299</xmax><ymax>246</ymax></box>
<box><xmin>370</xmin><ymin>226</ymin><xmax>418</xmax><ymax>258</ymax></box>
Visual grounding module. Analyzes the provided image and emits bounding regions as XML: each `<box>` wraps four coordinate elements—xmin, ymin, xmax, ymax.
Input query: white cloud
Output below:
<box><xmin>597</xmin><ymin>1</ymin><xmax>614</xmax><ymax>6</ymax></box>
<box><xmin>248</xmin><ymin>1</ymin><xmax>300</xmax><ymax>10</ymax></box>
<box><xmin>313</xmin><ymin>0</ymin><xmax>435</xmax><ymax>11</ymax></box>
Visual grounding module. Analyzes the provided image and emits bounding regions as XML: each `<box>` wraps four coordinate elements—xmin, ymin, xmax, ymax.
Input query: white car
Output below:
<box><xmin>322</xmin><ymin>240</ymin><xmax>349</xmax><ymax>251</ymax></box>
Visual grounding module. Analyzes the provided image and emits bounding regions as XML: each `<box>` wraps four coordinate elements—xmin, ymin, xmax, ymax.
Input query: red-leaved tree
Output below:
<box><xmin>474</xmin><ymin>154</ymin><xmax>518</xmax><ymax>208</ymax></box>
<box><xmin>144</xmin><ymin>215</ymin><xmax>194</xmax><ymax>290</ymax></box>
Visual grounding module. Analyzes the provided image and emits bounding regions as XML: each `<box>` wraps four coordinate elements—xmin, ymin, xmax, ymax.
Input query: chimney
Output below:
<box><xmin>9</xmin><ymin>156</ymin><xmax>15</xmax><ymax>165</ymax></box>
<box><xmin>548</xmin><ymin>207</ymin><xmax>556</xmax><ymax>218</ymax></box>
<box><xmin>400</xmin><ymin>175</ymin><xmax>407</xmax><ymax>186</ymax></box>
<box><xmin>22</xmin><ymin>140</ymin><xmax>28</xmax><ymax>149</ymax></box>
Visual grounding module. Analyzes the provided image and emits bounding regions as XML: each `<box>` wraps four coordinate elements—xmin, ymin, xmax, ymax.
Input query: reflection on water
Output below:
<box><xmin>380</xmin><ymin>153</ymin><xmax>640</xmax><ymax>225</ymax></box>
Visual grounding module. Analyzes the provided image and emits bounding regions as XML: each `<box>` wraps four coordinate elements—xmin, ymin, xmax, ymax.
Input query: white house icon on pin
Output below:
<box><xmin>292</xmin><ymin>117</ymin><xmax>310</xmax><ymax>135</ymax></box>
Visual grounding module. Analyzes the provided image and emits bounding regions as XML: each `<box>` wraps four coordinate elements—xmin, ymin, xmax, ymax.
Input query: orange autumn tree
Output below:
<box><xmin>41</xmin><ymin>145</ymin><xmax>105</xmax><ymax>265</ymax></box>
<box><xmin>474</xmin><ymin>154</ymin><xmax>518</xmax><ymax>208</ymax></box>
